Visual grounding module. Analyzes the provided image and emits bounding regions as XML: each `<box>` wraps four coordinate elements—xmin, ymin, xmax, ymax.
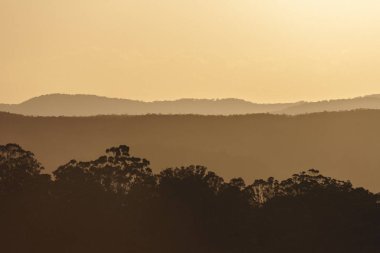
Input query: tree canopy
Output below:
<box><xmin>0</xmin><ymin>144</ymin><xmax>378</xmax><ymax>253</ymax></box>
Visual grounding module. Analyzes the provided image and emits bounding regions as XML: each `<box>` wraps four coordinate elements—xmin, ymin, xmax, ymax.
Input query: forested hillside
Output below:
<box><xmin>1</xmin><ymin>144</ymin><xmax>379</xmax><ymax>253</ymax></box>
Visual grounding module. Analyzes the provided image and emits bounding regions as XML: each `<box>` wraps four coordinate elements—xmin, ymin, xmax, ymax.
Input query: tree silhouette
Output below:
<box><xmin>54</xmin><ymin>145</ymin><xmax>155</xmax><ymax>194</ymax></box>
<box><xmin>0</xmin><ymin>144</ymin><xmax>52</xmax><ymax>252</ymax></box>
<box><xmin>0</xmin><ymin>143</ymin><xmax>49</xmax><ymax>195</ymax></box>
<box><xmin>0</xmin><ymin>144</ymin><xmax>378</xmax><ymax>253</ymax></box>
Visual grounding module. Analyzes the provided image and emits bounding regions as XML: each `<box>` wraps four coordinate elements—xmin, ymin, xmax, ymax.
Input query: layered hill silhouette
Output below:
<box><xmin>0</xmin><ymin>94</ymin><xmax>293</xmax><ymax>116</ymax></box>
<box><xmin>3</xmin><ymin>93</ymin><xmax>380</xmax><ymax>116</ymax></box>
<box><xmin>1</xmin><ymin>110</ymin><xmax>379</xmax><ymax>192</ymax></box>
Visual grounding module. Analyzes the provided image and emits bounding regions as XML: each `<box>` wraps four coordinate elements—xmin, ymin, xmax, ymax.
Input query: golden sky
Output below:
<box><xmin>1</xmin><ymin>0</ymin><xmax>380</xmax><ymax>103</ymax></box>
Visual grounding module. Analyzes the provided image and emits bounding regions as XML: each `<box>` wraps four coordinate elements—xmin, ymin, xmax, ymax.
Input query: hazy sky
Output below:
<box><xmin>2</xmin><ymin>0</ymin><xmax>380</xmax><ymax>104</ymax></box>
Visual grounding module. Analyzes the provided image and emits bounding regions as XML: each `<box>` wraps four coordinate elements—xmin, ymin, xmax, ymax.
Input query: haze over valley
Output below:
<box><xmin>2</xmin><ymin>1</ymin><xmax>380</xmax><ymax>252</ymax></box>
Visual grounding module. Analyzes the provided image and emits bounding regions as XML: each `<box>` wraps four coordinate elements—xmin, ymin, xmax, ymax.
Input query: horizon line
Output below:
<box><xmin>2</xmin><ymin>92</ymin><xmax>380</xmax><ymax>106</ymax></box>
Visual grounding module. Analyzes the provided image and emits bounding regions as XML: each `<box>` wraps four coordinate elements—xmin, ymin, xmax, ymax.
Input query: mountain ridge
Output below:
<box><xmin>1</xmin><ymin>93</ymin><xmax>380</xmax><ymax>116</ymax></box>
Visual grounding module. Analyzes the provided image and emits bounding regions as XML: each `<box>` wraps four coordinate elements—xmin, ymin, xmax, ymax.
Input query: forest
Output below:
<box><xmin>0</xmin><ymin>143</ymin><xmax>379</xmax><ymax>253</ymax></box>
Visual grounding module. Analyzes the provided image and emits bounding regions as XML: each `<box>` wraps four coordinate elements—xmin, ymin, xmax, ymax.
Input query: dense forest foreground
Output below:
<box><xmin>0</xmin><ymin>144</ymin><xmax>379</xmax><ymax>253</ymax></box>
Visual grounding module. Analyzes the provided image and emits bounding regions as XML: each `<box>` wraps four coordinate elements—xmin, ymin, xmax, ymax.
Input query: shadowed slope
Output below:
<box><xmin>0</xmin><ymin>110</ymin><xmax>379</xmax><ymax>191</ymax></box>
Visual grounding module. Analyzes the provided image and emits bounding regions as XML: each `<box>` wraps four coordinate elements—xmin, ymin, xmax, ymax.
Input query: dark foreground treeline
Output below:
<box><xmin>0</xmin><ymin>144</ymin><xmax>379</xmax><ymax>253</ymax></box>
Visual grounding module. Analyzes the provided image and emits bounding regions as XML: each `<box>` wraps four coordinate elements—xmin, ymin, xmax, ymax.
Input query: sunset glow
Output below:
<box><xmin>1</xmin><ymin>0</ymin><xmax>380</xmax><ymax>103</ymax></box>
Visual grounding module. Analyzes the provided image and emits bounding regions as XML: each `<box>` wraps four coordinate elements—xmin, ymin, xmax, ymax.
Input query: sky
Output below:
<box><xmin>1</xmin><ymin>0</ymin><xmax>380</xmax><ymax>104</ymax></box>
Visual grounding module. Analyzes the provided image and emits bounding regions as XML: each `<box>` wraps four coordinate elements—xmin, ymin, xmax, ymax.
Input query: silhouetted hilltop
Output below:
<box><xmin>1</xmin><ymin>110</ymin><xmax>380</xmax><ymax>192</ymax></box>
<box><xmin>3</xmin><ymin>93</ymin><xmax>380</xmax><ymax>116</ymax></box>
<box><xmin>0</xmin><ymin>94</ymin><xmax>293</xmax><ymax>116</ymax></box>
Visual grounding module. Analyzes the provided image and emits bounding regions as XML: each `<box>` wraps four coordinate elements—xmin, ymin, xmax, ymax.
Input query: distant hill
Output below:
<box><xmin>277</xmin><ymin>95</ymin><xmax>380</xmax><ymax>115</ymax></box>
<box><xmin>1</xmin><ymin>110</ymin><xmax>379</xmax><ymax>192</ymax></box>
<box><xmin>2</xmin><ymin>93</ymin><xmax>380</xmax><ymax>116</ymax></box>
<box><xmin>0</xmin><ymin>94</ymin><xmax>294</xmax><ymax>116</ymax></box>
